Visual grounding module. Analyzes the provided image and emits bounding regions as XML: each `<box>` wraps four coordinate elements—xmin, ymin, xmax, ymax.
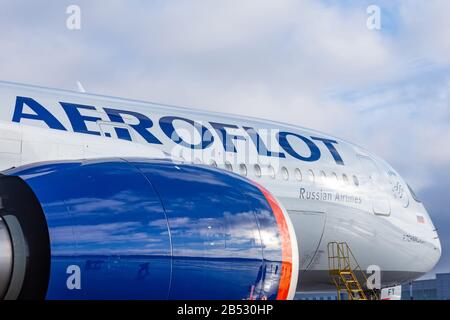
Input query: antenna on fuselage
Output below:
<box><xmin>76</xmin><ymin>81</ymin><xmax>86</xmax><ymax>93</ymax></box>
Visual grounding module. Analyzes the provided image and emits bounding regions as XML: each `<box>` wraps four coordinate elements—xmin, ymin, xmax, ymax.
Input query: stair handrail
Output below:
<box><xmin>327</xmin><ymin>241</ymin><xmax>379</xmax><ymax>300</ymax></box>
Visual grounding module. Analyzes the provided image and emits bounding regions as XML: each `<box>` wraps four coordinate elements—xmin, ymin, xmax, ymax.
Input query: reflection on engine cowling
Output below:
<box><xmin>0</xmin><ymin>158</ymin><xmax>297</xmax><ymax>300</ymax></box>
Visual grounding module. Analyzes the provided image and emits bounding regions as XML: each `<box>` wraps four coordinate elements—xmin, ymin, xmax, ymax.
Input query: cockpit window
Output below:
<box><xmin>407</xmin><ymin>184</ymin><xmax>421</xmax><ymax>203</ymax></box>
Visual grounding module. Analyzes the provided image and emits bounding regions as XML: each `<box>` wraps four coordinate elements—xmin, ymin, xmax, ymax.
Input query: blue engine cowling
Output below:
<box><xmin>0</xmin><ymin>158</ymin><xmax>298</xmax><ymax>300</ymax></box>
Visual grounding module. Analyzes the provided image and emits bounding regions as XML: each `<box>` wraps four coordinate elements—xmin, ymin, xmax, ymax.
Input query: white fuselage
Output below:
<box><xmin>0</xmin><ymin>81</ymin><xmax>441</xmax><ymax>291</ymax></box>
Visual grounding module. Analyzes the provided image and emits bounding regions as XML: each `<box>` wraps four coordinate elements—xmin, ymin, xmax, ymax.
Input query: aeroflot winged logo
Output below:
<box><xmin>11</xmin><ymin>96</ymin><xmax>345</xmax><ymax>165</ymax></box>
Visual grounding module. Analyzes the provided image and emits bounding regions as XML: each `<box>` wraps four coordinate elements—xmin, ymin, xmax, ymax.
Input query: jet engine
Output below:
<box><xmin>0</xmin><ymin>158</ymin><xmax>298</xmax><ymax>300</ymax></box>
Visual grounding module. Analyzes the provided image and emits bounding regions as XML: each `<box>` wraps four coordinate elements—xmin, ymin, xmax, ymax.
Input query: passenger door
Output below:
<box><xmin>357</xmin><ymin>155</ymin><xmax>391</xmax><ymax>216</ymax></box>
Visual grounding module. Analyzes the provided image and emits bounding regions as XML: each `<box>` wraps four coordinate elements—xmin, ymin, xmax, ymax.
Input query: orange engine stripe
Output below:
<box><xmin>255</xmin><ymin>184</ymin><xmax>293</xmax><ymax>300</ymax></box>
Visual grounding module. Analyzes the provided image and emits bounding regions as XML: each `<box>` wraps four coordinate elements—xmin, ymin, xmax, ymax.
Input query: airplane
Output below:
<box><xmin>0</xmin><ymin>81</ymin><xmax>441</xmax><ymax>300</ymax></box>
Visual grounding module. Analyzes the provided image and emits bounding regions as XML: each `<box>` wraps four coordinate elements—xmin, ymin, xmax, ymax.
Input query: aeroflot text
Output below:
<box><xmin>11</xmin><ymin>96</ymin><xmax>345</xmax><ymax>165</ymax></box>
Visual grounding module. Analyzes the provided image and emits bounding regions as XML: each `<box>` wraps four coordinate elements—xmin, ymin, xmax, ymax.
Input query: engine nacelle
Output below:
<box><xmin>0</xmin><ymin>158</ymin><xmax>298</xmax><ymax>300</ymax></box>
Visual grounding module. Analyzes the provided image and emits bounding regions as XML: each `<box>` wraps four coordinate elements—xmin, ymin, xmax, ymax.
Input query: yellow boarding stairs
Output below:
<box><xmin>327</xmin><ymin>242</ymin><xmax>379</xmax><ymax>300</ymax></box>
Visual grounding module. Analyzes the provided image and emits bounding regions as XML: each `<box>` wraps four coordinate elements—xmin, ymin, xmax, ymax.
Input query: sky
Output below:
<box><xmin>0</xmin><ymin>1</ymin><xmax>449</xmax><ymax>276</ymax></box>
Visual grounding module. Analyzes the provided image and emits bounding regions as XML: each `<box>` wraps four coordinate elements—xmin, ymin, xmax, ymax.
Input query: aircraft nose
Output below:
<box><xmin>432</xmin><ymin>229</ymin><xmax>442</xmax><ymax>260</ymax></box>
<box><xmin>425</xmin><ymin>216</ymin><xmax>442</xmax><ymax>272</ymax></box>
<box><xmin>0</xmin><ymin>217</ymin><xmax>13</xmax><ymax>298</ymax></box>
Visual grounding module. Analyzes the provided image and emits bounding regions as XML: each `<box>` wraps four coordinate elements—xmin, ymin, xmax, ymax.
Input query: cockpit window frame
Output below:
<box><xmin>407</xmin><ymin>183</ymin><xmax>421</xmax><ymax>203</ymax></box>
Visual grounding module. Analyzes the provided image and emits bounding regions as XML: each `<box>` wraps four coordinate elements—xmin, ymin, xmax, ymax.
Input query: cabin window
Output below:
<box><xmin>342</xmin><ymin>174</ymin><xmax>349</xmax><ymax>184</ymax></box>
<box><xmin>179</xmin><ymin>150</ymin><xmax>186</xmax><ymax>161</ymax></box>
<box><xmin>239</xmin><ymin>164</ymin><xmax>247</xmax><ymax>176</ymax></box>
<box><xmin>224</xmin><ymin>161</ymin><xmax>233</xmax><ymax>172</ymax></box>
<box><xmin>254</xmin><ymin>164</ymin><xmax>262</xmax><ymax>178</ymax></box>
<box><xmin>308</xmin><ymin>169</ymin><xmax>315</xmax><ymax>183</ymax></box>
<box><xmin>281</xmin><ymin>167</ymin><xmax>289</xmax><ymax>181</ymax></box>
<box><xmin>267</xmin><ymin>165</ymin><xmax>276</xmax><ymax>179</ymax></box>
<box><xmin>353</xmin><ymin>175</ymin><xmax>359</xmax><ymax>186</ymax></box>
<box><xmin>332</xmin><ymin>172</ymin><xmax>339</xmax><ymax>182</ymax></box>
<box><xmin>295</xmin><ymin>168</ymin><xmax>302</xmax><ymax>181</ymax></box>
<box><xmin>320</xmin><ymin>171</ymin><xmax>327</xmax><ymax>183</ymax></box>
<box><xmin>209</xmin><ymin>160</ymin><xmax>218</xmax><ymax>168</ymax></box>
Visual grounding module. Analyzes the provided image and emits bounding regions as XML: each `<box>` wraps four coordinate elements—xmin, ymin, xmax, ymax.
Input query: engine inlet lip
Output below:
<box><xmin>0</xmin><ymin>217</ymin><xmax>13</xmax><ymax>299</ymax></box>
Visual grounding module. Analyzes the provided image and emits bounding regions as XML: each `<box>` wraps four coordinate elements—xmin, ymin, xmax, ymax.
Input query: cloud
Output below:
<box><xmin>398</xmin><ymin>0</ymin><xmax>450</xmax><ymax>66</ymax></box>
<box><xmin>333</xmin><ymin>68</ymin><xmax>450</xmax><ymax>190</ymax></box>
